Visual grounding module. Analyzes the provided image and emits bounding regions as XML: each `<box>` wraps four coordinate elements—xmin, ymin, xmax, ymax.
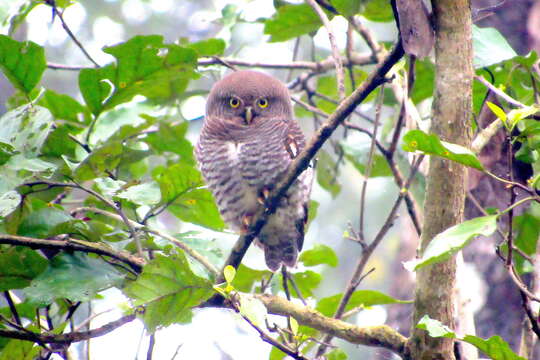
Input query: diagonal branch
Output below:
<box><xmin>208</xmin><ymin>41</ymin><xmax>405</xmax><ymax>296</ymax></box>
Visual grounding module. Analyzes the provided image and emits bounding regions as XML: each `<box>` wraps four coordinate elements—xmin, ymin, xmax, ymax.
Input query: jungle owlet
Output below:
<box><xmin>195</xmin><ymin>70</ymin><xmax>313</xmax><ymax>271</ymax></box>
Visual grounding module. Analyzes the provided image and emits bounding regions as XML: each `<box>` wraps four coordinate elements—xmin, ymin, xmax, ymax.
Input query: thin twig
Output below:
<box><xmin>306</xmin><ymin>0</ymin><xmax>346</xmax><ymax>100</ymax></box>
<box><xmin>0</xmin><ymin>313</ymin><xmax>136</xmax><ymax>343</ymax></box>
<box><xmin>474</xmin><ymin>75</ymin><xmax>527</xmax><ymax>108</ymax></box>
<box><xmin>48</xmin><ymin>2</ymin><xmax>99</xmax><ymax>67</ymax></box>
<box><xmin>3</xmin><ymin>291</ymin><xmax>21</xmax><ymax>326</ymax></box>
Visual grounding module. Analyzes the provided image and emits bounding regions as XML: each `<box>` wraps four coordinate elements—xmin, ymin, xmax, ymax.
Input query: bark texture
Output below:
<box><xmin>408</xmin><ymin>1</ymin><xmax>473</xmax><ymax>359</ymax></box>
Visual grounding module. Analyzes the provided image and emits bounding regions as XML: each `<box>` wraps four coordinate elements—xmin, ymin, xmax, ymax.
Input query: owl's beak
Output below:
<box><xmin>243</xmin><ymin>106</ymin><xmax>253</xmax><ymax>125</ymax></box>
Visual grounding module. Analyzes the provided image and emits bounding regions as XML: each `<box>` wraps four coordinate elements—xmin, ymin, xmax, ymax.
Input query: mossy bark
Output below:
<box><xmin>408</xmin><ymin>1</ymin><xmax>473</xmax><ymax>359</ymax></box>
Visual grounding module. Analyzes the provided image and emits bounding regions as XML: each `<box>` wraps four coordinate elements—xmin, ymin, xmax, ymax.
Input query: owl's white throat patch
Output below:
<box><xmin>226</xmin><ymin>141</ymin><xmax>243</xmax><ymax>161</ymax></box>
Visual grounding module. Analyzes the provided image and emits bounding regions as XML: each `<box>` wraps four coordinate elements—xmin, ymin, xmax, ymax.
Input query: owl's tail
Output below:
<box><xmin>261</xmin><ymin>237</ymin><xmax>299</xmax><ymax>272</ymax></box>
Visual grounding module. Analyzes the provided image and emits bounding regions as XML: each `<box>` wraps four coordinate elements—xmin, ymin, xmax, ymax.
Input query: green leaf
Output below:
<box><xmin>144</xmin><ymin>121</ymin><xmax>195</xmax><ymax>165</ymax></box>
<box><xmin>124</xmin><ymin>252</ymin><xmax>213</xmax><ymax>332</ymax></box>
<box><xmin>486</xmin><ymin>101</ymin><xmax>507</xmax><ymax>123</ymax></box>
<box><xmin>292</xmin><ymin>270</ymin><xmax>321</xmax><ymax>297</ymax></box>
<box><xmin>316</xmin><ymin>290</ymin><xmax>410</xmax><ymax>317</ymax></box>
<box><xmin>405</xmin><ymin>215</ymin><xmax>498</xmax><ymax>271</ymax></box>
<box><xmin>187</xmin><ymin>38</ymin><xmax>226</xmax><ymax>57</ymax></box>
<box><xmin>24</xmin><ymin>253</ymin><xmax>123</xmax><ymax>305</ymax></box>
<box><xmin>0</xmin><ymin>105</ymin><xmax>53</xmax><ymax>158</ymax></box>
<box><xmin>116</xmin><ymin>182</ymin><xmax>161</xmax><ymax>206</ymax></box>
<box><xmin>238</xmin><ymin>294</ymin><xmax>267</xmax><ymax>327</ymax></box>
<box><xmin>38</xmin><ymin>89</ymin><xmax>88</xmax><ymax>123</ymax></box>
<box><xmin>512</xmin><ymin>212</ymin><xmax>540</xmax><ymax>274</ymax></box>
<box><xmin>269</xmin><ymin>347</ymin><xmax>287</xmax><ymax>360</ymax></box>
<box><xmin>17</xmin><ymin>207</ymin><xmax>73</xmax><ymax>238</ymax></box>
<box><xmin>411</xmin><ymin>59</ymin><xmax>435</xmax><ymax>104</ymax></box>
<box><xmin>462</xmin><ymin>335</ymin><xmax>526</xmax><ymax>360</ymax></box>
<box><xmin>0</xmin><ymin>35</ymin><xmax>45</xmax><ymax>93</ymax></box>
<box><xmin>264</xmin><ymin>4</ymin><xmax>323</xmax><ymax>42</ymax></box>
<box><xmin>232</xmin><ymin>264</ymin><xmax>272</xmax><ymax>293</ymax></box>
<box><xmin>0</xmin><ymin>246</ymin><xmax>47</xmax><ymax>291</ymax></box>
<box><xmin>168</xmin><ymin>189</ymin><xmax>225</xmax><ymax>231</ymax></box>
<box><xmin>0</xmin><ymin>143</ymin><xmax>17</xmax><ymax>166</ymax></box>
<box><xmin>74</xmin><ymin>141</ymin><xmax>124</xmax><ymax>181</ymax></box>
<box><xmin>316</xmin><ymin>149</ymin><xmax>341</xmax><ymax>197</ymax></box>
<box><xmin>402</xmin><ymin>130</ymin><xmax>485</xmax><ymax>170</ymax></box>
<box><xmin>330</xmin><ymin>0</ymin><xmax>361</xmax><ymax>17</ymax></box>
<box><xmin>299</xmin><ymin>244</ymin><xmax>338</xmax><ymax>267</ymax></box>
<box><xmin>341</xmin><ymin>141</ymin><xmax>392</xmax><ymax>178</ymax></box>
<box><xmin>417</xmin><ymin>315</ymin><xmax>526</xmax><ymax>360</ymax></box>
<box><xmin>362</xmin><ymin>0</ymin><xmax>394</xmax><ymax>22</ymax></box>
<box><xmin>224</xmin><ymin>265</ymin><xmax>236</xmax><ymax>284</ymax></box>
<box><xmin>0</xmin><ymin>337</ymin><xmax>39</xmax><ymax>360</ymax></box>
<box><xmin>507</xmin><ymin>105</ymin><xmax>540</xmax><ymax>130</ymax></box>
<box><xmin>416</xmin><ymin>315</ymin><xmax>456</xmax><ymax>338</ymax></box>
<box><xmin>326</xmin><ymin>349</ymin><xmax>348</xmax><ymax>360</ymax></box>
<box><xmin>473</xmin><ymin>25</ymin><xmax>517</xmax><ymax>68</ymax></box>
<box><xmin>0</xmin><ymin>190</ymin><xmax>21</xmax><ymax>218</ymax></box>
<box><xmin>79</xmin><ymin>35</ymin><xmax>198</xmax><ymax>116</ymax></box>
<box><xmin>153</xmin><ymin>163</ymin><xmax>203</xmax><ymax>202</ymax></box>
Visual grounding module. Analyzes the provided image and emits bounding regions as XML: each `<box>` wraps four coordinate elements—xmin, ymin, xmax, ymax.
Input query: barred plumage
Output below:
<box><xmin>195</xmin><ymin>71</ymin><xmax>313</xmax><ymax>271</ymax></box>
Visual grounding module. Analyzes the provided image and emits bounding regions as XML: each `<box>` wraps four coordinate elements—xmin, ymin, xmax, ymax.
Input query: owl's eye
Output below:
<box><xmin>229</xmin><ymin>98</ymin><xmax>240</xmax><ymax>108</ymax></box>
<box><xmin>257</xmin><ymin>98</ymin><xmax>269</xmax><ymax>108</ymax></box>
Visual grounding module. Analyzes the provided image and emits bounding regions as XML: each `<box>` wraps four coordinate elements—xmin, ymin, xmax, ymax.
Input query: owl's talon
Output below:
<box><xmin>257</xmin><ymin>188</ymin><xmax>271</xmax><ymax>205</ymax></box>
<box><xmin>241</xmin><ymin>214</ymin><xmax>253</xmax><ymax>232</ymax></box>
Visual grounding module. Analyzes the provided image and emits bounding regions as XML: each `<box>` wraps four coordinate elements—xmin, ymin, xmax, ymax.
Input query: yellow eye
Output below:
<box><xmin>229</xmin><ymin>98</ymin><xmax>240</xmax><ymax>108</ymax></box>
<box><xmin>257</xmin><ymin>98</ymin><xmax>268</xmax><ymax>108</ymax></box>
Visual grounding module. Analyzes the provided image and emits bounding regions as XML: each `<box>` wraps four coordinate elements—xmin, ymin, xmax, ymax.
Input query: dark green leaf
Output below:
<box><xmin>405</xmin><ymin>215</ymin><xmax>498</xmax><ymax>271</ymax></box>
<box><xmin>74</xmin><ymin>141</ymin><xmax>124</xmax><ymax>181</ymax></box>
<box><xmin>124</xmin><ymin>252</ymin><xmax>213</xmax><ymax>332</ymax></box>
<box><xmin>411</xmin><ymin>59</ymin><xmax>435</xmax><ymax>103</ymax></box>
<box><xmin>153</xmin><ymin>163</ymin><xmax>203</xmax><ymax>203</ymax></box>
<box><xmin>512</xmin><ymin>212</ymin><xmax>540</xmax><ymax>274</ymax></box>
<box><xmin>24</xmin><ymin>253</ymin><xmax>123</xmax><ymax>305</ymax></box>
<box><xmin>264</xmin><ymin>4</ymin><xmax>323</xmax><ymax>42</ymax></box>
<box><xmin>17</xmin><ymin>207</ymin><xmax>73</xmax><ymax>238</ymax></box>
<box><xmin>473</xmin><ymin>25</ymin><xmax>517</xmax><ymax>68</ymax></box>
<box><xmin>462</xmin><ymin>335</ymin><xmax>526</xmax><ymax>360</ymax></box>
<box><xmin>316</xmin><ymin>149</ymin><xmax>341</xmax><ymax>197</ymax></box>
<box><xmin>0</xmin><ymin>246</ymin><xmax>47</xmax><ymax>291</ymax></box>
<box><xmin>79</xmin><ymin>35</ymin><xmax>198</xmax><ymax>116</ymax></box>
<box><xmin>144</xmin><ymin>121</ymin><xmax>195</xmax><ymax>165</ymax></box>
<box><xmin>317</xmin><ymin>290</ymin><xmax>410</xmax><ymax>317</ymax></box>
<box><xmin>168</xmin><ymin>189</ymin><xmax>225</xmax><ymax>231</ymax></box>
<box><xmin>299</xmin><ymin>244</ymin><xmax>338</xmax><ymax>267</ymax></box>
<box><xmin>402</xmin><ymin>130</ymin><xmax>485</xmax><ymax>170</ymax></box>
<box><xmin>38</xmin><ymin>90</ymin><xmax>88</xmax><ymax>123</ymax></box>
<box><xmin>0</xmin><ymin>35</ymin><xmax>45</xmax><ymax>93</ymax></box>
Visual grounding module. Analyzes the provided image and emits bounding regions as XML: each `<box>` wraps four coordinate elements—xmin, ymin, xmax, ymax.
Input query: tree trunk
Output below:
<box><xmin>408</xmin><ymin>1</ymin><xmax>473</xmax><ymax>359</ymax></box>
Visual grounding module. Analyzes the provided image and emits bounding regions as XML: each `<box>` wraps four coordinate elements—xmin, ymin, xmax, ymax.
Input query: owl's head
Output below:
<box><xmin>206</xmin><ymin>70</ymin><xmax>293</xmax><ymax>126</ymax></box>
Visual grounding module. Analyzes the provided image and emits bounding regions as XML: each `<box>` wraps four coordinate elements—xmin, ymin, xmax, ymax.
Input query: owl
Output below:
<box><xmin>195</xmin><ymin>70</ymin><xmax>313</xmax><ymax>271</ymax></box>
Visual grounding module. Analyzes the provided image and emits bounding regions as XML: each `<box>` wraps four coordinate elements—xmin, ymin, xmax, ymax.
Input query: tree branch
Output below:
<box><xmin>0</xmin><ymin>234</ymin><xmax>144</xmax><ymax>273</ymax></box>
<box><xmin>257</xmin><ymin>294</ymin><xmax>409</xmax><ymax>358</ymax></box>
<box><xmin>0</xmin><ymin>313</ymin><xmax>136</xmax><ymax>344</ymax></box>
